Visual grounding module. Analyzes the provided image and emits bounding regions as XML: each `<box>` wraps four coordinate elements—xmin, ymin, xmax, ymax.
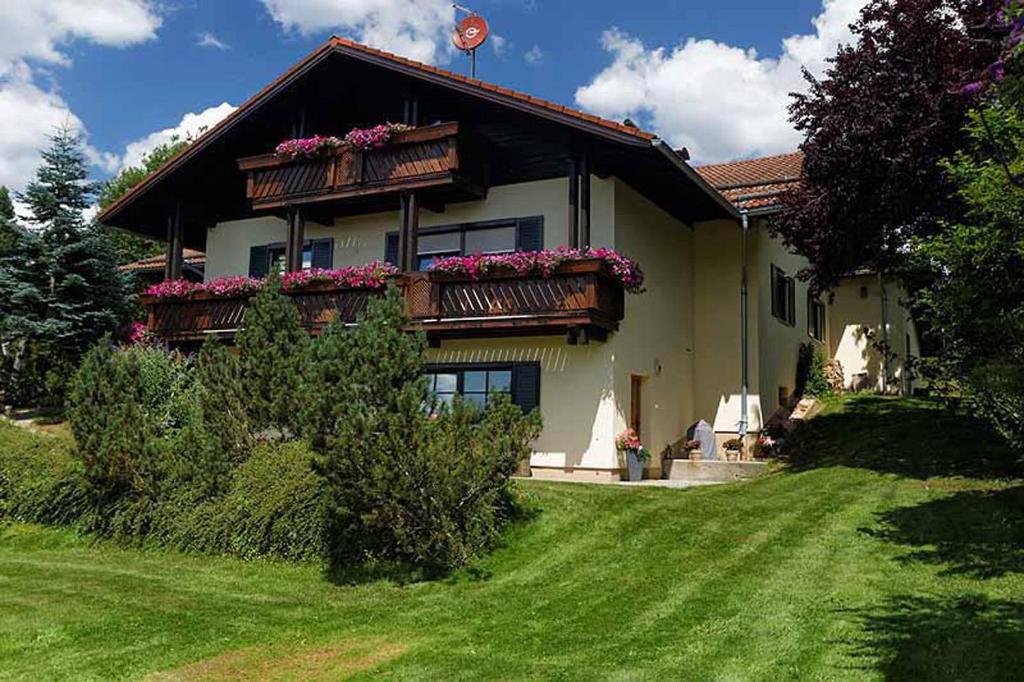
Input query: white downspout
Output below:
<box><xmin>739</xmin><ymin>211</ymin><xmax>750</xmax><ymax>441</ymax></box>
<box><xmin>878</xmin><ymin>272</ymin><xmax>889</xmax><ymax>393</ymax></box>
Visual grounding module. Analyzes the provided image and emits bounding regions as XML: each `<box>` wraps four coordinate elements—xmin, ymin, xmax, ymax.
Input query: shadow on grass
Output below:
<box><xmin>863</xmin><ymin>485</ymin><xmax>1024</xmax><ymax>579</ymax></box>
<box><xmin>844</xmin><ymin>594</ymin><xmax>1024</xmax><ymax>679</ymax></box>
<box><xmin>780</xmin><ymin>395</ymin><xmax>1021</xmax><ymax>480</ymax></box>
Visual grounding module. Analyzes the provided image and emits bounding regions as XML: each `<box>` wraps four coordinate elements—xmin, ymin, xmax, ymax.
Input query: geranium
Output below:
<box><xmin>616</xmin><ymin>428</ymin><xmax>651</xmax><ymax>462</ymax></box>
<box><xmin>127</xmin><ymin>321</ymin><xmax>149</xmax><ymax>345</ymax></box>
<box><xmin>343</xmin><ymin>123</ymin><xmax>412</xmax><ymax>151</ymax></box>
<box><xmin>144</xmin><ymin>279</ymin><xmax>198</xmax><ymax>298</ymax></box>
<box><xmin>427</xmin><ymin>247</ymin><xmax>645</xmax><ymax>294</ymax></box>
<box><xmin>201</xmin><ymin>276</ymin><xmax>263</xmax><ymax>297</ymax></box>
<box><xmin>274</xmin><ymin>135</ymin><xmax>344</xmax><ymax>159</ymax></box>
<box><xmin>281</xmin><ymin>262</ymin><xmax>398</xmax><ymax>290</ymax></box>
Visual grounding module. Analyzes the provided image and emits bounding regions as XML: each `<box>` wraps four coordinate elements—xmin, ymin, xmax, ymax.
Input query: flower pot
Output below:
<box><xmin>725</xmin><ymin>449</ymin><xmax>742</xmax><ymax>462</ymax></box>
<box><xmin>625</xmin><ymin>450</ymin><xmax>644</xmax><ymax>482</ymax></box>
<box><xmin>688</xmin><ymin>449</ymin><xmax>703</xmax><ymax>461</ymax></box>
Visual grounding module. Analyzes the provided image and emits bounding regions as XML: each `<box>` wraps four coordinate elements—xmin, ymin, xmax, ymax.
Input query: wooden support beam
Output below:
<box><xmin>285</xmin><ymin>206</ymin><xmax>306</xmax><ymax>272</ymax></box>
<box><xmin>579</xmin><ymin>151</ymin><xmax>591</xmax><ymax>250</ymax></box>
<box><xmin>567</xmin><ymin>157</ymin><xmax>579</xmax><ymax>249</ymax></box>
<box><xmin>398</xmin><ymin>193</ymin><xmax>420</xmax><ymax>272</ymax></box>
<box><xmin>164</xmin><ymin>201</ymin><xmax>184</xmax><ymax>281</ymax></box>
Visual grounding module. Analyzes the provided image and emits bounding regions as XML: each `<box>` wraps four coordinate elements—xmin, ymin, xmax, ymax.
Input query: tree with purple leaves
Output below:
<box><xmin>772</xmin><ymin>0</ymin><xmax>1007</xmax><ymax>289</ymax></box>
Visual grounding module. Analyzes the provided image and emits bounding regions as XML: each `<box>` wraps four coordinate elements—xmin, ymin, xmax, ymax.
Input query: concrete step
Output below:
<box><xmin>662</xmin><ymin>459</ymin><xmax>768</xmax><ymax>482</ymax></box>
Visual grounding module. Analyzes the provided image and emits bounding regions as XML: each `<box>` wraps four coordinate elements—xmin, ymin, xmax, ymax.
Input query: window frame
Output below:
<box><xmin>424</xmin><ymin>361</ymin><xmax>539</xmax><ymax>413</ymax></box>
<box><xmin>386</xmin><ymin>216</ymin><xmax>544</xmax><ymax>267</ymax></box>
<box><xmin>807</xmin><ymin>291</ymin><xmax>826</xmax><ymax>342</ymax></box>
<box><xmin>262</xmin><ymin>238</ymin><xmax>325</xmax><ymax>274</ymax></box>
<box><xmin>770</xmin><ymin>264</ymin><xmax>797</xmax><ymax>327</ymax></box>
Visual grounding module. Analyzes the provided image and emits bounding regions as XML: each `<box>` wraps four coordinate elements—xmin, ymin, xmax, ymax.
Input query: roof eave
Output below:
<box><xmin>652</xmin><ymin>141</ymin><xmax>741</xmax><ymax>221</ymax></box>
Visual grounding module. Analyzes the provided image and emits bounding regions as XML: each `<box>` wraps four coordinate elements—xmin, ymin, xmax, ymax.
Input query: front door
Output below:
<box><xmin>630</xmin><ymin>374</ymin><xmax>643</xmax><ymax>440</ymax></box>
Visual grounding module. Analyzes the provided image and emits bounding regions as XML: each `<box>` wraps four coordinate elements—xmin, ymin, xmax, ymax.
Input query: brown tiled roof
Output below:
<box><xmin>98</xmin><ymin>37</ymin><xmax>656</xmax><ymax>226</ymax></box>
<box><xmin>695</xmin><ymin>152</ymin><xmax>804</xmax><ymax>211</ymax></box>
<box><xmin>121</xmin><ymin>249</ymin><xmax>205</xmax><ymax>273</ymax></box>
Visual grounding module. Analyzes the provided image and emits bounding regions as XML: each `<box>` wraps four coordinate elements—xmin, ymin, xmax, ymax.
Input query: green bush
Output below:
<box><xmin>797</xmin><ymin>342</ymin><xmax>831</xmax><ymax>399</ymax></box>
<box><xmin>309</xmin><ymin>288</ymin><xmax>541</xmax><ymax>574</ymax></box>
<box><xmin>237</xmin><ymin>277</ymin><xmax>309</xmax><ymax>435</ymax></box>
<box><xmin>172</xmin><ymin>441</ymin><xmax>326</xmax><ymax>561</ymax></box>
<box><xmin>0</xmin><ymin>421</ymin><xmax>89</xmax><ymax>526</ymax></box>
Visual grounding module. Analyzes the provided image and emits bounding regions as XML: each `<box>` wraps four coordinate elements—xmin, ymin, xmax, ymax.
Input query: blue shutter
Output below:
<box><xmin>248</xmin><ymin>245</ymin><xmax>268</xmax><ymax>278</ymax></box>
<box><xmin>516</xmin><ymin>216</ymin><xmax>544</xmax><ymax>252</ymax></box>
<box><xmin>384</xmin><ymin>231</ymin><xmax>400</xmax><ymax>265</ymax></box>
<box><xmin>512</xmin><ymin>363</ymin><xmax>541</xmax><ymax>414</ymax></box>
<box><xmin>311</xmin><ymin>238</ymin><xmax>334</xmax><ymax>269</ymax></box>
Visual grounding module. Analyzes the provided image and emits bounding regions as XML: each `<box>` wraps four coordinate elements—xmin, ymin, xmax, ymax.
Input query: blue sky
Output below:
<box><xmin>0</xmin><ymin>0</ymin><xmax>862</xmax><ymax>193</ymax></box>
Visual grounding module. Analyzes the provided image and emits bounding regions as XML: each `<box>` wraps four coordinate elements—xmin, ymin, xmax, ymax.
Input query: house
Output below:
<box><xmin>121</xmin><ymin>249</ymin><xmax>205</xmax><ymax>290</ymax></box>
<box><xmin>695</xmin><ymin>152</ymin><xmax>921</xmax><ymax>398</ymax></box>
<box><xmin>98</xmin><ymin>38</ymin><xmax>917</xmax><ymax>481</ymax></box>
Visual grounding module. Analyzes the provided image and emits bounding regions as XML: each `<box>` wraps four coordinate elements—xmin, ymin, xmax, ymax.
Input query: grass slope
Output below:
<box><xmin>1</xmin><ymin>395</ymin><xmax>1022</xmax><ymax>680</ymax></box>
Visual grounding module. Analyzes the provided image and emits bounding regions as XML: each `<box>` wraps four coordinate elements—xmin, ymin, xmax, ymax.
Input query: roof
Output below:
<box><xmin>97</xmin><ymin>36</ymin><xmax>662</xmax><ymax>227</ymax></box>
<box><xmin>120</xmin><ymin>249</ymin><xmax>205</xmax><ymax>273</ymax></box>
<box><xmin>695</xmin><ymin>152</ymin><xmax>804</xmax><ymax>212</ymax></box>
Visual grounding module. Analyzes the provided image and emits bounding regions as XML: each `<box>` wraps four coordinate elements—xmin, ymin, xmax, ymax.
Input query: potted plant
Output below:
<box><xmin>723</xmin><ymin>438</ymin><xmax>744</xmax><ymax>461</ymax></box>
<box><xmin>755</xmin><ymin>434</ymin><xmax>777</xmax><ymax>459</ymax></box>
<box><xmin>616</xmin><ymin>428</ymin><xmax>650</xmax><ymax>481</ymax></box>
<box><xmin>685</xmin><ymin>439</ymin><xmax>703</xmax><ymax>461</ymax></box>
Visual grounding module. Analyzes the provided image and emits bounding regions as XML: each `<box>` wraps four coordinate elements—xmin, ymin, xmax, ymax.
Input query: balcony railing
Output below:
<box><xmin>140</xmin><ymin>260</ymin><xmax>625</xmax><ymax>344</ymax></box>
<box><xmin>236</xmin><ymin>122</ymin><xmax>484</xmax><ymax>211</ymax></box>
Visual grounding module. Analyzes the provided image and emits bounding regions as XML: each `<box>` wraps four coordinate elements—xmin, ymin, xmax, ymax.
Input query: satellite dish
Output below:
<box><xmin>452</xmin><ymin>15</ymin><xmax>489</xmax><ymax>52</ymax></box>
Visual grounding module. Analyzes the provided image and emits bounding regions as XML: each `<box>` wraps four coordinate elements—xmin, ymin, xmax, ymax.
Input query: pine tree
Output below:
<box><xmin>15</xmin><ymin>126</ymin><xmax>132</xmax><ymax>378</ymax></box>
<box><xmin>195</xmin><ymin>338</ymin><xmax>253</xmax><ymax>463</ymax></box>
<box><xmin>236</xmin><ymin>276</ymin><xmax>309</xmax><ymax>434</ymax></box>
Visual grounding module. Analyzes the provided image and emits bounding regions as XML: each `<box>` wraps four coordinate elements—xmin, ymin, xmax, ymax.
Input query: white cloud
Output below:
<box><xmin>490</xmin><ymin>34</ymin><xmax>508</xmax><ymax>57</ymax></box>
<box><xmin>0</xmin><ymin>0</ymin><xmax>161</xmax><ymax>191</ymax></box>
<box><xmin>197</xmin><ymin>32</ymin><xmax>230</xmax><ymax>50</ymax></box>
<box><xmin>115</xmin><ymin>102</ymin><xmax>237</xmax><ymax>171</ymax></box>
<box><xmin>524</xmin><ymin>45</ymin><xmax>543</xmax><ymax>65</ymax></box>
<box><xmin>574</xmin><ymin>0</ymin><xmax>866</xmax><ymax>163</ymax></box>
<box><xmin>0</xmin><ymin>0</ymin><xmax>161</xmax><ymax>75</ymax></box>
<box><xmin>259</xmin><ymin>0</ymin><xmax>455</xmax><ymax>64</ymax></box>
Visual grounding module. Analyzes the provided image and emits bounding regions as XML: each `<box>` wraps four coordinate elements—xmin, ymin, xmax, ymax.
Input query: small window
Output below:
<box><xmin>859</xmin><ymin>285</ymin><xmax>869</xmax><ymax>299</ymax></box>
<box><xmin>771</xmin><ymin>264</ymin><xmax>796</xmax><ymax>326</ymax></box>
<box><xmin>386</xmin><ymin>217</ymin><xmax>543</xmax><ymax>268</ymax></box>
<box><xmin>424</xmin><ymin>363</ymin><xmax>538</xmax><ymax>414</ymax></box>
<box><xmin>807</xmin><ymin>292</ymin><xmax>826</xmax><ymax>342</ymax></box>
<box><xmin>464</xmin><ymin>226</ymin><xmax>516</xmax><ymax>255</ymax></box>
<box><xmin>252</xmin><ymin>238</ymin><xmax>328</xmax><ymax>277</ymax></box>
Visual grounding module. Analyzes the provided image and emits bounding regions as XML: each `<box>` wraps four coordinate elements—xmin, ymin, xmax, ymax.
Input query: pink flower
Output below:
<box><xmin>616</xmin><ymin>428</ymin><xmax>643</xmax><ymax>452</ymax></box>
<box><xmin>127</xmin><ymin>321</ymin><xmax>149</xmax><ymax>344</ymax></box>
<box><xmin>427</xmin><ymin>247</ymin><xmax>645</xmax><ymax>294</ymax></box>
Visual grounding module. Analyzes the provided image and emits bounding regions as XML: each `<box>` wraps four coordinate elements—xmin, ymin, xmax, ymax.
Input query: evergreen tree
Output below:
<box><xmin>236</xmin><ymin>276</ymin><xmax>309</xmax><ymax>434</ymax></box>
<box><xmin>195</xmin><ymin>338</ymin><xmax>253</xmax><ymax>464</ymax></box>
<box><xmin>0</xmin><ymin>186</ymin><xmax>16</xmax><ymax>254</ymax></box>
<box><xmin>18</xmin><ymin>126</ymin><xmax>132</xmax><ymax>365</ymax></box>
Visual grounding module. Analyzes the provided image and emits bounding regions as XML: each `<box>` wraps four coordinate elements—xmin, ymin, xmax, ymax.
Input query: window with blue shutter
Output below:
<box><xmin>311</xmin><ymin>238</ymin><xmax>333</xmax><ymax>269</ymax></box>
<box><xmin>424</xmin><ymin>362</ymin><xmax>541</xmax><ymax>414</ymax></box>
<box><xmin>386</xmin><ymin>216</ymin><xmax>545</xmax><ymax>268</ymax></box>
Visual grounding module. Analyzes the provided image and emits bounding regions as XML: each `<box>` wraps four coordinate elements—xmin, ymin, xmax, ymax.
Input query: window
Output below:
<box><xmin>249</xmin><ymin>238</ymin><xmax>332</xmax><ymax>277</ymax></box>
<box><xmin>807</xmin><ymin>292</ymin><xmax>826</xmax><ymax>341</ymax></box>
<box><xmin>424</xmin><ymin>362</ymin><xmax>539</xmax><ymax>413</ymax></box>
<box><xmin>771</xmin><ymin>264</ymin><xmax>796</xmax><ymax>326</ymax></box>
<box><xmin>385</xmin><ymin>216</ymin><xmax>543</xmax><ymax>268</ymax></box>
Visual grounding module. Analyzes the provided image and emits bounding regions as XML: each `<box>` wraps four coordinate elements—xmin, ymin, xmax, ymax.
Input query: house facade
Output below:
<box><xmin>102</xmin><ymin>39</ymin><xmax>917</xmax><ymax>481</ymax></box>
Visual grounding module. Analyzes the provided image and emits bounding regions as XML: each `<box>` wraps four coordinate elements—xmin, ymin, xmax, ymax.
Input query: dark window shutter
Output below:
<box><xmin>311</xmin><ymin>238</ymin><xmax>334</xmax><ymax>269</ymax></box>
<box><xmin>770</xmin><ymin>265</ymin><xmax>779</xmax><ymax>318</ymax></box>
<box><xmin>516</xmin><ymin>216</ymin><xmax>544</xmax><ymax>252</ymax></box>
<box><xmin>384</xmin><ymin>231</ymin><xmax>400</xmax><ymax>265</ymax></box>
<box><xmin>788</xmin><ymin>279</ymin><xmax>797</xmax><ymax>326</ymax></box>
<box><xmin>512</xmin><ymin>363</ymin><xmax>541</xmax><ymax>414</ymax></box>
<box><xmin>248</xmin><ymin>245</ymin><xmax>268</xmax><ymax>278</ymax></box>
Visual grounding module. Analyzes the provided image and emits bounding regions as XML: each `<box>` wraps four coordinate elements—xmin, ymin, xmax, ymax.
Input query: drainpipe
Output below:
<box><xmin>739</xmin><ymin>211</ymin><xmax>750</xmax><ymax>441</ymax></box>
<box><xmin>878</xmin><ymin>271</ymin><xmax>889</xmax><ymax>393</ymax></box>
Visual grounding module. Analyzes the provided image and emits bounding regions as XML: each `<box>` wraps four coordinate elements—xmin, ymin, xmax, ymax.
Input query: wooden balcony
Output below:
<box><xmin>236</xmin><ymin>122</ymin><xmax>485</xmax><ymax>212</ymax></box>
<box><xmin>140</xmin><ymin>260</ymin><xmax>624</xmax><ymax>344</ymax></box>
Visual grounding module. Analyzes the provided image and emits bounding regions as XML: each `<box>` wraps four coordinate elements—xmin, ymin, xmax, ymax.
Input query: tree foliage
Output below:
<box><xmin>0</xmin><ymin>126</ymin><xmax>132</xmax><ymax>405</ymax></box>
<box><xmin>772</xmin><ymin>0</ymin><xmax>1005</xmax><ymax>288</ymax></box>
<box><xmin>235</xmin><ymin>276</ymin><xmax>309</xmax><ymax>434</ymax></box>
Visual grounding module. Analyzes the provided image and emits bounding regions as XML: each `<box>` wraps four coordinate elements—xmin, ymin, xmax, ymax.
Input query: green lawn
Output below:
<box><xmin>1</xmin><ymin>395</ymin><xmax>1022</xmax><ymax>680</ymax></box>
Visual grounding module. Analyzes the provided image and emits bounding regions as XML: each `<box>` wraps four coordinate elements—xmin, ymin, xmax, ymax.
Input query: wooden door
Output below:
<box><xmin>630</xmin><ymin>375</ymin><xmax>643</xmax><ymax>439</ymax></box>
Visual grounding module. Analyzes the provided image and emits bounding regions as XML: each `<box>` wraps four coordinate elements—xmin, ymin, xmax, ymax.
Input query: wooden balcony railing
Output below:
<box><xmin>236</xmin><ymin>122</ymin><xmax>484</xmax><ymax>211</ymax></box>
<box><xmin>141</xmin><ymin>260</ymin><xmax>625</xmax><ymax>344</ymax></box>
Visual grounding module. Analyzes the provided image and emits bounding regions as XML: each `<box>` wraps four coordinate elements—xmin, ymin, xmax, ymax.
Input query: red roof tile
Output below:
<box><xmin>695</xmin><ymin>152</ymin><xmax>804</xmax><ymax>211</ymax></box>
<box><xmin>121</xmin><ymin>249</ymin><xmax>205</xmax><ymax>273</ymax></box>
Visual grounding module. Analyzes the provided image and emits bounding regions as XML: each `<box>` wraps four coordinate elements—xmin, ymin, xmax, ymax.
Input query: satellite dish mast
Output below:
<box><xmin>452</xmin><ymin>5</ymin><xmax>489</xmax><ymax>78</ymax></box>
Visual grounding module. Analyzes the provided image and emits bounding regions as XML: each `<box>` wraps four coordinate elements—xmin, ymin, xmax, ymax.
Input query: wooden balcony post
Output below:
<box><xmin>579</xmin><ymin>151</ymin><xmax>591</xmax><ymax>250</ymax></box>
<box><xmin>398</xmin><ymin>192</ymin><xmax>419</xmax><ymax>272</ymax></box>
<box><xmin>567</xmin><ymin>158</ymin><xmax>579</xmax><ymax>249</ymax></box>
<box><xmin>164</xmin><ymin>201</ymin><xmax>183</xmax><ymax>281</ymax></box>
<box><xmin>285</xmin><ymin>206</ymin><xmax>305</xmax><ymax>272</ymax></box>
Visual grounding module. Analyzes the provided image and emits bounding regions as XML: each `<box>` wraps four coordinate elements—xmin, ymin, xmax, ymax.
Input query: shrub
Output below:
<box><xmin>0</xmin><ymin>421</ymin><xmax>89</xmax><ymax>525</ymax></box>
<box><xmin>195</xmin><ymin>338</ymin><xmax>253</xmax><ymax>465</ymax></box>
<box><xmin>309</xmin><ymin>288</ymin><xmax>541</xmax><ymax>573</ymax></box>
<box><xmin>236</xmin><ymin>276</ymin><xmax>309</xmax><ymax>435</ymax></box>
<box><xmin>171</xmin><ymin>441</ymin><xmax>326</xmax><ymax>561</ymax></box>
<box><xmin>797</xmin><ymin>342</ymin><xmax>832</xmax><ymax>399</ymax></box>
